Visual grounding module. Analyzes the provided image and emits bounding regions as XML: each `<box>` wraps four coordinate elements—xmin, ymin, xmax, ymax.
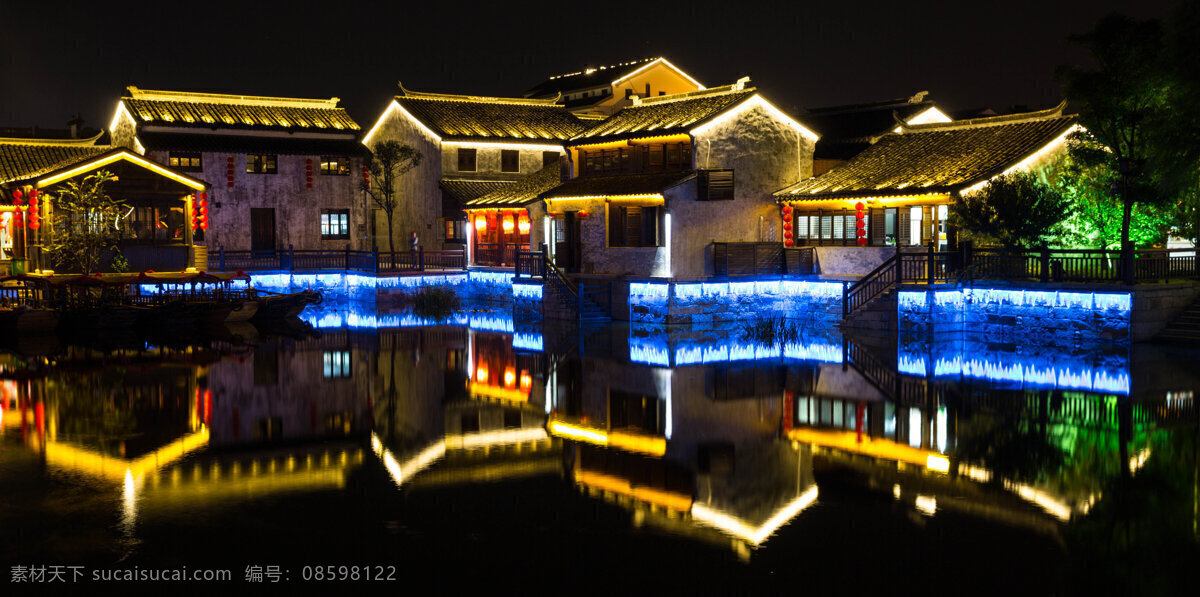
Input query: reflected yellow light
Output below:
<box><xmin>371</xmin><ymin>433</ymin><xmax>445</xmax><ymax>488</ymax></box>
<box><xmin>443</xmin><ymin>427</ymin><xmax>548</xmax><ymax>450</ymax></box>
<box><xmin>576</xmin><ymin>470</ymin><xmax>692</xmax><ymax>512</ymax></box>
<box><xmin>468</xmin><ymin>383</ymin><xmax>530</xmax><ymax>403</ymax></box>
<box><xmin>548</xmin><ymin>421</ymin><xmax>607</xmax><ymax>445</ymax></box>
<box><xmin>914</xmin><ymin>494</ymin><xmax>937</xmax><ymax>516</ymax></box>
<box><xmin>44</xmin><ymin>428</ymin><xmax>210</xmax><ymax>481</ymax></box>
<box><xmin>608</xmin><ymin>429</ymin><xmax>666</xmax><ymax>456</ymax></box>
<box><xmin>926</xmin><ymin>455</ymin><xmax>950</xmax><ymax>473</ymax></box>
<box><xmin>691</xmin><ymin>485</ymin><xmax>819</xmax><ymax>545</ymax></box>
<box><xmin>788</xmin><ymin>427</ymin><xmax>946</xmax><ymax>473</ymax></box>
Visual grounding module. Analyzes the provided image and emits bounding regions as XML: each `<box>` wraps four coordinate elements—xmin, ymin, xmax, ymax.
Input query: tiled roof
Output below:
<box><xmin>440</xmin><ymin>179</ymin><xmax>515</xmax><ymax>203</ymax></box>
<box><xmin>540</xmin><ymin>171</ymin><xmax>695</xmax><ymax>200</ymax></box>
<box><xmin>138</xmin><ymin>131</ymin><xmax>367</xmax><ymax>156</ymax></box>
<box><xmin>122</xmin><ymin>87</ymin><xmax>360</xmax><ymax>132</ymax></box>
<box><xmin>776</xmin><ymin>109</ymin><xmax>1077</xmax><ymax>200</ymax></box>
<box><xmin>524</xmin><ymin>57</ymin><xmax>660</xmax><ymax>98</ymax></box>
<box><xmin>803</xmin><ymin>94</ymin><xmax>937</xmax><ymax>142</ymax></box>
<box><xmin>466</xmin><ymin>164</ymin><xmax>563</xmax><ymax>208</ymax></box>
<box><xmin>570</xmin><ymin>86</ymin><xmax>756</xmax><ymax>144</ymax></box>
<box><xmin>396</xmin><ymin>86</ymin><xmax>585</xmax><ymax>142</ymax></box>
<box><xmin>0</xmin><ymin>135</ymin><xmax>110</xmax><ymax>185</ymax></box>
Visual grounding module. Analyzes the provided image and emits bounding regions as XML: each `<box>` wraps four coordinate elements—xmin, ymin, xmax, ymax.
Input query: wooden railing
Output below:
<box><xmin>964</xmin><ymin>247</ymin><xmax>1198</xmax><ymax>284</ymax></box>
<box><xmin>474</xmin><ymin>243</ymin><xmax>529</xmax><ymax>268</ymax></box>
<box><xmin>216</xmin><ymin>245</ymin><xmax>467</xmax><ymax>273</ymax></box>
<box><xmin>514</xmin><ymin>250</ymin><xmax>611</xmax><ymax>321</ymax></box>
<box><xmin>844</xmin><ymin>254</ymin><xmax>900</xmax><ymax>319</ymax></box>
<box><xmin>784</xmin><ymin>247</ymin><xmax>816</xmax><ymax>275</ymax></box>
<box><xmin>514</xmin><ymin>251</ymin><xmax>547</xmax><ymax>279</ymax></box>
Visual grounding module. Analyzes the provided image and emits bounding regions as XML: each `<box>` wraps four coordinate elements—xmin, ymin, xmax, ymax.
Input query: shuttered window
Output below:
<box><xmin>697</xmin><ymin>169</ymin><xmax>734</xmax><ymax>201</ymax></box>
<box><xmin>608</xmin><ymin>205</ymin><xmax>661</xmax><ymax>247</ymax></box>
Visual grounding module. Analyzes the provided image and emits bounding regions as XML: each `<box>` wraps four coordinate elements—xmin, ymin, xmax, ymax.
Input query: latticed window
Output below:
<box><xmin>320</xmin><ymin>209</ymin><xmax>349</xmax><ymax>240</ymax></box>
<box><xmin>168</xmin><ymin>152</ymin><xmax>202</xmax><ymax>171</ymax></box>
<box><xmin>320</xmin><ymin>156</ymin><xmax>350</xmax><ymax>175</ymax></box>
<box><xmin>246</xmin><ymin>154</ymin><xmax>277</xmax><ymax>174</ymax></box>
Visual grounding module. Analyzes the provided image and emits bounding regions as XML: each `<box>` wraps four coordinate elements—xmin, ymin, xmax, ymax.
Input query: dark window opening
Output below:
<box><xmin>501</xmin><ymin>149</ymin><xmax>519</xmax><ymax>173</ymax></box>
<box><xmin>542</xmin><ymin>151</ymin><xmax>560</xmax><ymax>169</ymax></box>
<box><xmin>457</xmin><ymin>148</ymin><xmax>477</xmax><ymax>172</ymax></box>
<box><xmin>444</xmin><ymin>219</ymin><xmax>465</xmax><ymax>242</ymax></box>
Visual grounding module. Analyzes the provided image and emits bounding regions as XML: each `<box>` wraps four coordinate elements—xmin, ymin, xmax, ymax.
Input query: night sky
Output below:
<box><xmin>0</xmin><ymin>0</ymin><xmax>1179</xmax><ymax>134</ymax></box>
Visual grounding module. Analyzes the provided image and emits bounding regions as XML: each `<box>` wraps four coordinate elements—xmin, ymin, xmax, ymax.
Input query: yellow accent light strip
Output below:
<box><xmin>611</xmin><ymin>58</ymin><xmax>706</xmax><ymax>91</ymax></box>
<box><xmin>548</xmin><ymin>421</ymin><xmax>608</xmax><ymax>445</ymax></box>
<box><xmin>37</xmin><ymin>150</ymin><xmax>207</xmax><ymax>191</ymax></box>
<box><xmin>569</xmin><ymin>134</ymin><xmax>692</xmax><ymax>150</ymax></box>
<box><xmin>546</xmin><ymin>193</ymin><xmax>664</xmax><ymax>203</ymax></box>
<box><xmin>959</xmin><ymin>123</ymin><xmax>1083</xmax><ymax>195</ymax></box>
<box><xmin>363</xmin><ymin>100</ymin><xmax>443</xmax><ymax>146</ymax></box>
<box><xmin>108</xmin><ymin>100</ymin><xmax>137</xmax><ymax>137</ymax></box>
<box><xmin>443</xmin><ymin>140</ymin><xmax>564</xmax><ymax>152</ymax></box>
<box><xmin>468</xmin><ymin>384</ymin><xmax>531</xmax><ymax>403</ymax></box>
<box><xmin>691</xmin><ymin>95</ymin><xmax>819</xmax><ymax>142</ymax></box>
<box><xmin>127</xmin><ymin>86</ymin><xmax>340</xmax><ymax>109</ymax></box>
<box><xmin>607</xmin><ymin>429</ymin><xmax>667</xmax><ymax>456</ymax></box>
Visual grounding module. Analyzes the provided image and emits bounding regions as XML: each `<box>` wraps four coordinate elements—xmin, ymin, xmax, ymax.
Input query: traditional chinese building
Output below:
<box><xmin>774</xmin><ymin>104</ymin><xmax>1078</xmax><ymax>272</ymax></box>
<box><xmin>801</xmin><ymin>91</ymin><xmax>952</xmax><ymax>176</ymax></box>
<box><xmin>539</xmin><ymin>78</ymin><xmax>818</xmax><ymax>279</ymax></box>
<box><xmin>109</xmin><ymin>87</ymin><xmax>368</xmax><ymax>255</ymax></box>
<box><xmin>0</xmin><ymin>134</ymin><xmax>207</xmax><ymax>273</ymax></box>
<box><xmin>523</xmin><ymin>57</ymin><xmax>706</xmax><ymax>120</ymax></box>
<box><xmin>361</xmin><ymin>85</ymin><xmax>584</xmax><ymax>261</ymax></box>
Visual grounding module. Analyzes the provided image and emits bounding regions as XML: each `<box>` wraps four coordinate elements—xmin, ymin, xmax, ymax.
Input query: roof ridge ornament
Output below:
<box><xmin>0</xmin><ymin>130</ymin><xmax>107</xmax><ymax>147</ymax></box>
<box><xmin>908</xmin><ymin>90</ymin><xmax>929</xmax><ymax>104</ymax></box>
<box><xmin>895</xmin><ymin>100</ymin><xmax>1069</xmax><ymax>134</ymax></box>
<box><xmin>397</xmin><ymin>81</ymin><xmax>564</xmax><ymax>106</ymax></box>
<box><xmin>125</xmin><ymin>86</ymin><xmax>341</xmax><ymax>109</ymax></box>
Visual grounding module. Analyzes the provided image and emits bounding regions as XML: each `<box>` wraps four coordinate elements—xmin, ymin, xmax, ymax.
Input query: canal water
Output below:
<box><xmin>2</xmin><ymin>302</ymin><xmax>1197</xmax><ymax>594</ymax></box>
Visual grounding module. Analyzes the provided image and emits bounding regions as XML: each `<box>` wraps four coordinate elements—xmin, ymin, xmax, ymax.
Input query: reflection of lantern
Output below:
<box><xmin>475</xmin><ymin>365</ymin><xmax>488</xmax><ymax>383</ymax></box>
<box><xmin>503</xmin><ymin>367</ymin><xmax>516</xmax><ymax>388</ymax></box>
<box><xmin>517</xmin><ymin>218</ymin><xmax>530</xmax><ymax>234</ymax></box>
<box><xmin>519</xmin><ymin>372</ymin><xmax>531</xmax><ymax>389</ymax></box>
<box><xmin>474</xmin><ymin>215</ymin><xmax>487</xmax><ymax>230</ymax></box>
<box><xmin>502</xmin><ymin>218</ymin><xmax>514</xmax><ymax>233</ymax></box>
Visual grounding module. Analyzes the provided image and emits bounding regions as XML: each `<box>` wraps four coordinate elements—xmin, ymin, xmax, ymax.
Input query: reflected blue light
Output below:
<box><xmin>1094</xmin><ymin>370</ymin><xmax>1131</xmax><ymax>394</ymax></box>
<box><xmin>898</xmin><ymin>291</ymin><xmax>927</xmax><ymax>309</ymax></box>
<box><xmin>898</xmin><ymin>355</ymin><xmax>926</xmax><ymax>376</ymax></box>
<box><xmin>630</xmin><ymin>339</ymin><xmax>671</xmax><ymax>366</ymax></box>
<box><xmin>512</xmin><ymin>283</ymin><xmax>543</xmax><ymax>300</ymax></box>
<box><xmin>782</xmin><ymin>341</ymin><xmax>843</xmax><ymax>363</ymax></box>
<box><xmin>513</xmin><ymin>332</ymin><xmax>544</xmax><ymax>351</ymax></box>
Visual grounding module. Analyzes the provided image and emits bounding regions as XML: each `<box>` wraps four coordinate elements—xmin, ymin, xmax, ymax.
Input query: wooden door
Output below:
<box><xmin>555</xmin><ymin>211</ymin><xmax>582</xmax><ymax>272</ymax></box>
<box><xmin>250</xmin><ymin>208</ymin><xmax>275</xmax><ymax>252</ymax></box>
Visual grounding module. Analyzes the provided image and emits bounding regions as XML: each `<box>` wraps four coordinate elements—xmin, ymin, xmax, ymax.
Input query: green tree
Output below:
<box><xmin>363</xmin><ymin>141</ymin><xmax>423</xmax><ymax>255</ymax></box>
<box><xmin>1055</xmin><ymin>15</ymin><xmax>1176</xmax><ymax>255</ymax></box>
<box><xmin>46</xmin><ymin>170</ymin><xmax>128</xmax><ymax>274</ymax></box>
<box><xmin>949</xmin><ymin>171</ymin><xmax>1070</xmax><ymax>250</ymax></box>
<box><xmin>1047</xmin><ymin>132</ymin><xmax>1174</xmax><ymax>249</ymax></box>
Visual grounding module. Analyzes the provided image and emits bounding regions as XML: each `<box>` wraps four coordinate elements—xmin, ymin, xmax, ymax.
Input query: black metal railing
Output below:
<box><xmin>216</xmin><ymin>245</ymin><xmax>467</xmax><ymax>274</ymax></box>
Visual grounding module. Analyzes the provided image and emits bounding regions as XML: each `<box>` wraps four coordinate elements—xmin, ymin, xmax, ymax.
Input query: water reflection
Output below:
<box><xmin>1</xmin><ymin>310</ymin><xmax>1197</xmax><ymax>588</ymax></box>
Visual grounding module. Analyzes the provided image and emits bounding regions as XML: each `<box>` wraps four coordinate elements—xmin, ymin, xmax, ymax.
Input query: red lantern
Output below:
<box><xmin>782</xmin><ymin>205</ymin><xmax>793</xmax><ymax>214</ymax></box>
<box><xmin>577</xmin><ymin>211</ymin><xmax>588</xmax><ymax>218</ymax></box>
<box><xmin>856</xmin><ymin>237</ymin><xmax>868</xmax><ymax>246</ymax></box>
<box><xmin>783</xmin><ymin>221</ymin><xmax>792</xmax><ymax>231</ymax></box>
<box><xmin>198</xmin><ymin>192</ymin><xmax>207</xmax><ymax>201</ymax></box>
<box><xmin>12</xmin><ymin>190</ymin><xmax>22</xmax><ymax>200</ymax></box>
<box><xmin>855</xmin><ymin>210</ymin><xmax>865</xmax><ymax>220</ymax></box>
<box><xmin>784</xmin><ymin>239</ymin><xmax>795</xmax><ymax>247</ymax></box>
<box><xmin>855</xmin><ymin>202</ymin><xmax>865</xmax><ymax>211</ymax></box>
<box><xmin>783</xmin><ymin>230</ymin><xmax>793</xmax><ymax>239</ymax></box>
<box><xmin>855</xmin><ymin>220</ymin><xmax>865</xmax><ymax>229</ymax></box>
<box><xmin>28</xmin><ymin>189</ymin><xmax>37</xmax><ymax>198</ymax></box>
<box><xmin>855</xmin><ymin>228</ymin><xmax>866</xmax><ymax>238</ymax></box>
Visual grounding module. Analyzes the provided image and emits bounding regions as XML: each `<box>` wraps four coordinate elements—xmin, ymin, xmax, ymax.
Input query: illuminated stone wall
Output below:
<box><xmin>898</xmin><ymin>287</ymin><xmax>1131</xmax><ymax>342</ymax></box>
<box><xmin>629</xmin><ymin>279</ymin><xmax>843</xmax><ymax>325</ymax></box>
<box><xmin>245</xmin><ymin>270</ymin><xmax>513</xmax><ymax>306</ymax></box>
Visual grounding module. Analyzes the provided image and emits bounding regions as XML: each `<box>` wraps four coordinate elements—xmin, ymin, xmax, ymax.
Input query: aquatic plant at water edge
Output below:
<box><xmin>412</xmin><ymin>285</ymin><xmax>461</xmax><ymax>321</ymax></box>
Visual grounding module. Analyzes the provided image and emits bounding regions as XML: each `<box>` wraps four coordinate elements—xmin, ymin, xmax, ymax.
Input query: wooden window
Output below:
<box><xmin>625</xmin><ymin>88</ymin><xmax>634</xmax><ymax>99</ymax></box>
<box><xmin>608</xmin><ymin>205</ymin><xmax>661</xmax><ymax>247</ymax></box>
<box><xmin>443</xmin><ymin>219</ymin><xmax>465</xmax><ymax>242</ymax></box>
<box><xmin>501</xmin><ymin>149</ymin><xmax>520</xmax><ymax>173</ymax></box>
<box><xmin>698</xmin><ymin>169</ymin><xmax>734</xmax><ymax>200</ymax></box>
<box><xmin>457</xmin><ymin>148</ymin><xmax>477</xmax><ymax>172</ymax></box>
<box><xmin>320</xmin><ymin>156</ymin><xmax>350</xmax><ymax>175</ymax></box>
<box><xmin>246</xmin><ymin>154</ymin><xmax>277</xmax><ymax>174</ymax></box>
<box><xmin>542</xmin><ymin>151</ymin><xmax>559</xmax><ymax>168</ymax></box>
<box><xmin>168</xmin><ymin>151</ymin><xmax>202</xmax><ymax>172</ymax></box>
<box><xmin>320</xmin><ymin>209</ymin><xmax>349</xmax><ymax>240</ymax></box>
<box><xmin>323</xmin><ymin>351</ymin><xmax>351</xmax><ymax>378</ymax></box>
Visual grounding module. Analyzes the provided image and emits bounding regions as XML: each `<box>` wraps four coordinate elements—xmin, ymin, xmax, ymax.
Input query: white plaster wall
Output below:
<box><xmin>440</xmin><ymin>144</ymin><xmax>563</xmax><ymax>179</ymax></box>
<box><xmin>145</xmin><ymin>150</ymin><xmax>366</xmax><ymax>252</ymax></box>
<box><xmin>814</xmin><ymin>246</ymin><xmax>895</xmax><ymax>276</ymax></box>
<box><xmin>363</xmin><ymin>103</ymin><xmax>443</xmax><ymax>252</ymax></box>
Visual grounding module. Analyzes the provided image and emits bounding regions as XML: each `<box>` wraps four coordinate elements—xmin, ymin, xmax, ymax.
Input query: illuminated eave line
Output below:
<box><xmin>441</xmin><ymin>140</ymin><xmax>565</xmax><ymax>152</ymax></box>
<box><xmin>689</xmin><ymin>95</ymin><xmax>819</xmax><ymax>142</ymax></box>
<box><xmin>610</xmin><ymin>58</ymin><xmax>706</xmax><ymax>91</ymax></box>
<box><xmin>362</xmin><ymin>101</ymin><xmax>444</xmax><ymax>146</ymax></box>
<box><xmin>545</xmin><ymin>193</ymin><xmax>664</xmax><ymax>202</ymax></box>
<box><xmin>37</xmin><ymin>151</ymin><xmax>207</xmax><ymax>191</ymax></box>
<box><xmin>959</xmin><ymin>123</ymin><xmax>1083</xmax><ymax>195</ymax></box>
